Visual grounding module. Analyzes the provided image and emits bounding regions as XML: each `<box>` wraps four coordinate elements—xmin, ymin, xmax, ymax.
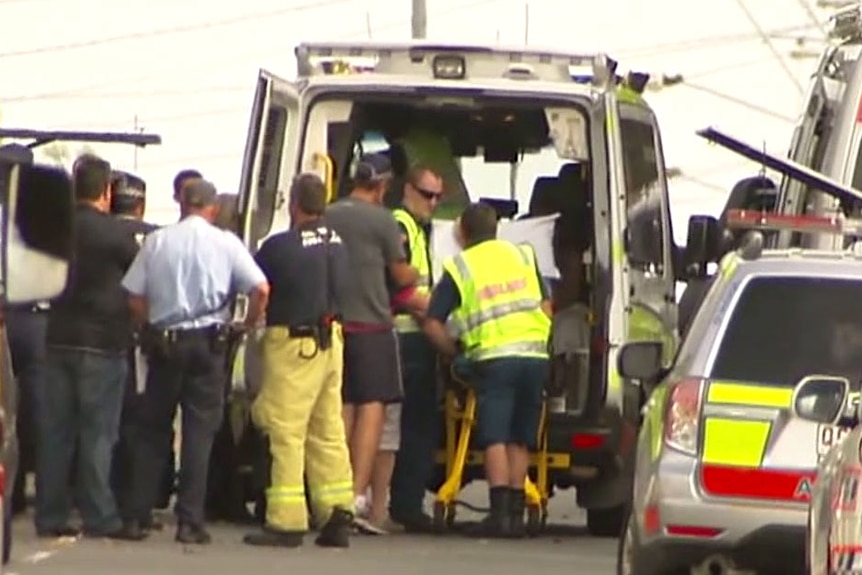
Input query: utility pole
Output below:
<box><xmin>524</xmin><ymin>2</ymin><xmax>530</xmax><ymax>45</ymax></box>
<box><xmin>411</xmin><ymin>0</ymin><xmax>427</xmax><ymax>39</ymax></box>
<box><xmin>133</xmin><ymin>114</ymin><xmax>143</xmax><ymax>170</ymax></box>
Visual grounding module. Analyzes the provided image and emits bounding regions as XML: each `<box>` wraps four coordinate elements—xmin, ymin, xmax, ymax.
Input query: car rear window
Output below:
<box><xmin>710</xmin><ymin>275</ymin><xmax>862</xmax><ymax>387</ymax></box>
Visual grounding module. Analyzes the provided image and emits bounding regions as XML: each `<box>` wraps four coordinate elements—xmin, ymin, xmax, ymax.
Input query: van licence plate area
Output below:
<box><xmin>817</xmin><ymin>424</ymin><xmax>851</xmax><ymax>458</ymax></box>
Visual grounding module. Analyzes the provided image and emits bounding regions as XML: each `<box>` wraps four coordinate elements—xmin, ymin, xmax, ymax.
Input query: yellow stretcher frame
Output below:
<box><xmin>431</xmin><ymin>364</ymin><xmax>551</xmax><ymax>535</ymax></box>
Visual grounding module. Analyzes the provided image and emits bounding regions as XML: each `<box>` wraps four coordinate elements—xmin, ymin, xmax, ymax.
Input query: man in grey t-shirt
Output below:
<box><xmin>325</xmin><ymin>153</ymin><xmax>419</xmax><ymax>527</ymax></box>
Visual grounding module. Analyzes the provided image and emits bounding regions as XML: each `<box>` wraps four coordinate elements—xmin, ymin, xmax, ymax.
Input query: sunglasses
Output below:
<box><xmin>414</xmin><ymin>185</ymin><xmax>444</xmax><ymax>202</ymax></box>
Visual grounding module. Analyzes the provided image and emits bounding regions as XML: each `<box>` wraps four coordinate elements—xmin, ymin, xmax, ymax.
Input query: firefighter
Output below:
<box><xmin>119</xmin><ymin>179</ymin><xmax>269</xmax><ymax>544</ymax></box>
<box><xmin>387</xmin><ymin>164</ymin><xmax>442</xmax><ymax>532</ymax></box>
<box><xmin>243</xmin><ymin>174</ymin><xmax>354</xmax><ymax>548</ymax></box>
<box><xmin>422</xmin><ymin>202</ymin><xmax>552</xmax><ymax>538</ymax></box>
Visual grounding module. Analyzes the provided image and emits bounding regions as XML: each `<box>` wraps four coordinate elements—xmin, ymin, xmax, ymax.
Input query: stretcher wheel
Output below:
<box><xmin>525</xmin><ymin>506</ymin><xmax>546</xmax><ymax>537</ymax></box>
<box><xmin>432</xmin><ymin>502</ymin><xmax>456</xmax><ymax>533</ymax></box>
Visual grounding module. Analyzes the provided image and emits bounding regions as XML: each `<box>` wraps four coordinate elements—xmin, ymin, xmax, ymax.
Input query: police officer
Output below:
<box><xmin>387</xmin><ymin>164</ymin><xmax>443</xmax><ymax>532</ymax></box>
<box><xmin>243</xmin><ymin>173</ymin><xmax>354</xmax><ymax>549</ymax></box>
<box><xmin>108</xmin><ymin>170</ymin><xmax>167</xmax><ymax>531</ymax></box>
<box><xmin>422</xmin><ymin>202</ymin><xmax>552</xmax><ymax>538</ymax></box>
<box><xmin>119</xmin><ymin>179</ymin><xmax>269</xmax><ymax>543</ymax></box>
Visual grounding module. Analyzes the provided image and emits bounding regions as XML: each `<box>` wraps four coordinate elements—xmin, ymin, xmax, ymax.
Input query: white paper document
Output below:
<box><xmin>429</xmin><ymin>214</ymin><xmax>561</xmax><ymax>282</ymax></box>
<box><xmin>134</xmin><ymin>347</ymin><xmax>148</xmax><ymax>394</ymax></box>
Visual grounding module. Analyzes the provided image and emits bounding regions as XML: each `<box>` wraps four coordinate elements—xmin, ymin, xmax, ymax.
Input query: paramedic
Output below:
<box><xmin>243</xmin><ymin>173</ymin><xmax>354</xmax><ymax>549</ymax></box>
<box><xmin>119</xmin><ymin>179</ymin><xmax>269</xmax><ymax>544</ymax></box>
<box><xmin>422</xmin><ymin>202</ymin><xmax>552</xmax><ymax>538</ymax></box>
<box><xmin>205</xmin><ymin>191</ymin><xmax>254</xmax><ymax>524</ymax></box>
<box><xmin>388</xmin><ymin>165</ymin><xmax>442</xmax><ymax>532</ymax></box>
<box><xmin>325</xmin><ymin>153</ymin><xmax>418</xmax><ymax>529</ymax></box>
<box><xmin>108</xmin><ymin>170</ymin><xmax>163</xmax><ymax>530</ymax></box>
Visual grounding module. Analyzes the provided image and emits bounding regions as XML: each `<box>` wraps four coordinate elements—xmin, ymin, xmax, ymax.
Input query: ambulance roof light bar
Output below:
<box><xmin>828</xmin><ymin>1</ymin><xmax>862</xmax><ymax>41</ymax></box>
<box><xmin>725</xmin><ymin>209</ymin><xmax>862</xmax><ymax>236</ymax></box>
<box><xmin>294</xmin><ymin>41</ymin><xmax>615</xmax><ymax>86</ymax></box>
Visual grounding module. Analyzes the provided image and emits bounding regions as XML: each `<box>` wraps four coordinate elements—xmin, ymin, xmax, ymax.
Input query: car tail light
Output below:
<box><xmin>664</xmin><ymin>379</ymin><xmax>704</xmax><ymax>455</ymax></box>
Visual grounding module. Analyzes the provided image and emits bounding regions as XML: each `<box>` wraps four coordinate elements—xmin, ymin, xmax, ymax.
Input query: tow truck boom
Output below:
<box><xmin>0</xmin><ymin>129</ymin><xmax>161</xmax><ymax>150</ymax></box>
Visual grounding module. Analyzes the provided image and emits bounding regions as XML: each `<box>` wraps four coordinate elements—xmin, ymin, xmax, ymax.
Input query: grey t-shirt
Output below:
<box><xmin>325</xmin><ymin>197</ymin><xmax>406</xmax><ymax>325</ymax></box>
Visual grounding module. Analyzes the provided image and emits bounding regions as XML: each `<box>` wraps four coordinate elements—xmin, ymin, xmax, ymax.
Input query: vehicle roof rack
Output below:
<box><xmin>0</xmin><ymin>129</ymin><xmax>161</xmax><ymax>150</ymax></box>
<box><xmin>829</xmin><ymin>1</ymin><xmax>862</xmax><ymax>41</ymax></box>
<box><xmin>294</xmin><ymin>41</ymin><xmax>615</xmax><ymax>87</ymax></box>
<box><xmin>725</xmin><ymin>209</ymin><xmax>862</xmax><ymax>236</ymax></box>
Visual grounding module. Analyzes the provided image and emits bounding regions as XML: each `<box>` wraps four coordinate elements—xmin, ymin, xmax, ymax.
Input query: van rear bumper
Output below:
<box><xmin>543</xmin><ymin>412</ymin><xmax>633</xmax><ymax>487</ymax></box>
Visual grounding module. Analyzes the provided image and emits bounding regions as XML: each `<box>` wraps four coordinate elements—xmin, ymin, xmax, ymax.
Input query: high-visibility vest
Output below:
<box><xmin>393</xmin><ymin>208</ymin><xmax>432</xmax><ymax>333</ymax></box>
<box><xmin>444</xmin><ymin>239</ymin><xmax>550</xmax><ymax>362</ymax></box>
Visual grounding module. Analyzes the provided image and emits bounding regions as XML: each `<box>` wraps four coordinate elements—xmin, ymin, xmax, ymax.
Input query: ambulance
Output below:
<box><xmin>234</xmin><ymin>40</ymin><xmax>714</xmax><ymax>535</ymax></box>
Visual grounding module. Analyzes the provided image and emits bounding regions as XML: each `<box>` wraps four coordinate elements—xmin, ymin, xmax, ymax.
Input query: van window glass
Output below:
<box><xmin>619</xmin><ymin>113</ymin><xmax>664</xmax><ymax>268</ymax></box>
<box><xmin>710</xmin><ymin>276</ymin><xmax>862</xmax><ymax>386</ymax></box>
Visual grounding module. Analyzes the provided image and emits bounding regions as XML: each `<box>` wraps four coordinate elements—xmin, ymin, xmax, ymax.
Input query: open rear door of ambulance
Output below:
<box><xmin>238</xmin><ymin>69</ymin><xmax>300</xmax><ymax>251</ymax></box>
<box><xmin>234</xmin><ymin>70</ymin><xmax>299</xmax><ymax>398</ymax></box>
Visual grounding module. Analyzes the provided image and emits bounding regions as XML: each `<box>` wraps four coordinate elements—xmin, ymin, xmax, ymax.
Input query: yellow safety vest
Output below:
<box><xmin>393</xmin><ymin>208</ymin><xmax>432</xmax><ymax>333</ymax></box>
<box><xmin>444</xmin><ymin>239</ymin><xmax>551</xmax><ymax>362</ymax></box>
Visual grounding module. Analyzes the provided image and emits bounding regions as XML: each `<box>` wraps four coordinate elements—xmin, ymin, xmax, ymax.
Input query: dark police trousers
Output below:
<box><xmin>125</xmin><ymin>326</ymin><xmax>226</xmax><ymax>528</ymax></box>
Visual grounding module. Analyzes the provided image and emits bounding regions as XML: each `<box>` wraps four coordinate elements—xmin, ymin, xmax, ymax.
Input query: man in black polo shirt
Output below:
<box><xmin>35</xmin><ymin>154</ymin><xmax>139</xmax><ymax>539</ymax></box>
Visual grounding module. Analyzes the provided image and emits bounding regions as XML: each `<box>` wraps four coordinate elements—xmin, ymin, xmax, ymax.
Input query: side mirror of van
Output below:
<box><xmin>791</xmin><ymin>375</ymin><xmax>854</xmax><ymax>426</ymax></box>
<box><xmin>683</xmin><ymin>215</ymin><xmax>720</xmax><ymax>280</ymax></box>
<box><xmin>617</xmin><ymin>341</ymin><xmax>665</xmax><ymax>383</ymax></box>
<box><xmin>2</xmin><ymin>163</ymin><xmax>74</xmax><ymax>304</ymax></box>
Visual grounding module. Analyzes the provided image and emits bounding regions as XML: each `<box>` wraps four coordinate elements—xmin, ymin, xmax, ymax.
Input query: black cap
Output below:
<box><xmin>354</xmin><ymin>153</ymin><xmax>393</xmax><ymax>183</ymax></box>
<box><xmin>111</xmin><ymin>170</ymin><xmax>146</xmax><ymax>199</ymax></box>
<box><xmin>182</xmin><ymin>178</ymin><xmax>217</xmax><ymax>207</ymax></box>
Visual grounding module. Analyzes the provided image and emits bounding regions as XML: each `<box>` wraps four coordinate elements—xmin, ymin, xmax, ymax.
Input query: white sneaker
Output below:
<box><xmin>353</xmin><ymin>515</ymin><xmax>389</xmax><ymax>536</ymax></box>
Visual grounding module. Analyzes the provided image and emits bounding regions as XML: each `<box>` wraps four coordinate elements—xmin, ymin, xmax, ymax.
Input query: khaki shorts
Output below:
<box><xmin>380</xmin><ymin>403</ymin><xmax>402</xmax><ymax>451</ymax></box>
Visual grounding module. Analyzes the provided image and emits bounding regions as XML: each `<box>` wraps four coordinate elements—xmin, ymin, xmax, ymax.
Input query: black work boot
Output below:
<box><xmin>467</xmin><ymin>486</ymin><xmax>511</xmax><ymax>538</ymax></box>
<box><xmin>243</xmin><ymin>526</ymin><xmax>304</xmax><ymax>548</ymax></box>
<box><xmin>315</xmin><ymin>507</ymin><xmax>353</xmax><ymax>548</ymax></box>
<box><xmin>508</xmin><ymin>488</ymin><xmax>527</xmax><ymax>539</ymax></box>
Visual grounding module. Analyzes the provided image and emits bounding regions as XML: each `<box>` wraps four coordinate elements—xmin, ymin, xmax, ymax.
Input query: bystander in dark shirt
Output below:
<box><xmin>47</xmin><ymin>205</ymin><xmax>139</xmax><ymax>352</ymax></box>
<box><xmin>255</xmin><ymin>220</ymin><xmax>350</xmax><ymax>327</ymax></box>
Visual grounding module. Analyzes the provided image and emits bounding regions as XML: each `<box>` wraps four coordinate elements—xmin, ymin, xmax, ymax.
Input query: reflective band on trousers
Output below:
<box><xmin>267</xmin><ymin>485</ymin><xmax>306</xmax><ymax>504</ymax></box>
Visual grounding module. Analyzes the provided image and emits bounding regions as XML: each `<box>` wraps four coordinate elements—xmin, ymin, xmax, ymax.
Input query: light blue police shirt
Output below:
<box><xmin>122</xmin><ymin>215</ymin><xmax>266</xmax><ymax>330</ymax></box>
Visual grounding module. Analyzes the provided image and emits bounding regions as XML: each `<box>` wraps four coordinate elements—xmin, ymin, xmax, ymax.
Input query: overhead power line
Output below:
<box><xmin>0</xmin><ymin>0</ymin><xmax>502</xmax><ymax>104</ymax></box>
<box><xmin>616</xmin><ymin>22</ymin><xmax>823</xmax><ymax>59</ymax></box>
<box><xmin>732</xmin><ymin>0</ymin><xmax>805</xmax><ymax>94</ymax></box>
<box><xmin>0</xmin><ymin>0</ymin><xmax>354</xmax><ymax>59</ymax></box>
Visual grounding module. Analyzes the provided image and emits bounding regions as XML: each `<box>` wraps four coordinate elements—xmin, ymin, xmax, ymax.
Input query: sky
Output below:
<box><xmin>0</xmin><ymin>0</ymin><xmax>839</xmax><ymax>238</ymax></box>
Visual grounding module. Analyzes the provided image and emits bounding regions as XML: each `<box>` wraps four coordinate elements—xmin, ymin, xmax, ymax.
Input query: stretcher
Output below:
<box><xmin>431</xmin><ymin>361</ymin><xmax>550</xmax><ymax>535</ymax></box>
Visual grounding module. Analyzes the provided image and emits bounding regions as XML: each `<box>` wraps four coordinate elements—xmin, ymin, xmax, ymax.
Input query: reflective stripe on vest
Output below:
<box><xmin>393</xmin><ymin>208</ymin><xmax>431</xmax><ymax>333</ymax></box>
<box><xmin>444</xmin><ymin>239</ymin><xmax>550</xmax><ymax>361</ymax></box>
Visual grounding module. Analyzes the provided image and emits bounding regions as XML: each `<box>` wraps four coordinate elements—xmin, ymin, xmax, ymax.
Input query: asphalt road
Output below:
<box><xmin>4</xmin><ymin>483</ymin><xmax>619</xmax><ymax>575</ymax></box>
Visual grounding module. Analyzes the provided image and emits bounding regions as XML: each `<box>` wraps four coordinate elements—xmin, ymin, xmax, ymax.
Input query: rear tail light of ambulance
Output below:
<box><xmin>664</xmin><ymin>379</ymin><xmax>704</xmax><ymax>456</ymax></box>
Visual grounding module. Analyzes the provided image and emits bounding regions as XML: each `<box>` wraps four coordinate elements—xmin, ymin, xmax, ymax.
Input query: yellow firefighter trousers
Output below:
<box><xmin>251</xmin><ymin>323</ymin><xmax>354</xmax><ymax>532</ymax></box>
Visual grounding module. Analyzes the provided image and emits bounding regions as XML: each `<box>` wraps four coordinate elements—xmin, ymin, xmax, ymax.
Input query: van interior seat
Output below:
<box><xmin>527</xmin><ymin>176</ymin><xmax>561</xmax><ymax>218</ymax></box>
<box><xmin>557</xmin><ymin>162</ymin><xmax>592</xmax><ymax>215</ymax></box>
